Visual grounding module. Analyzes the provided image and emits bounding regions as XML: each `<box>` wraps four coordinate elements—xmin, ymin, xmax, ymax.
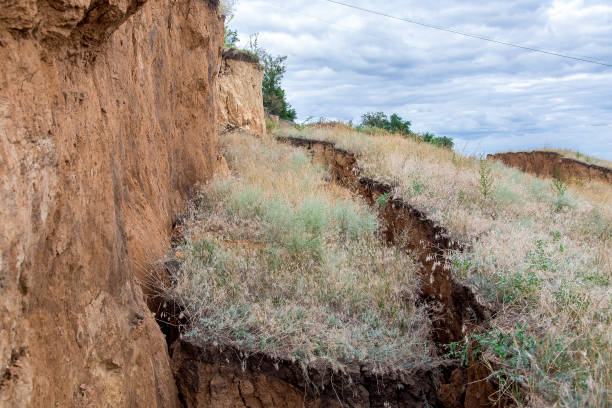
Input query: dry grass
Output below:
<box><xmin>278</xmin><ymin>124</ymin><xmax>612</xmax><ymax>407</ymax></box>
<box><xmin>537</xmin><ymin>148</ymin><xmax>612</xmax><ymax>170</ymax></box>
<box><xmin>161</xmin><ymin>130</ymin><xmax>433</xmax><ymax>373</ymax></box>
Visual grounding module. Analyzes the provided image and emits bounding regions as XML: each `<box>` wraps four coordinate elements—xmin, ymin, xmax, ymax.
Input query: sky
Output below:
<box><xmin>229</xmin><ymin>0</ymin><xmax>612</xmax><ymax>159</ymax></box>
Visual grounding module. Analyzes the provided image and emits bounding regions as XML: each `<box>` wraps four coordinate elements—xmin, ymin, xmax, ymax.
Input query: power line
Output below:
<box><xmin>263</xmin><ymin>0</ymin><xmax>424</xmax><ymax>53</ymax></box>
<box><xmin>321</xmin><ymin>0</ymin><xmax>612</xmax><ymax>68</ymax></box>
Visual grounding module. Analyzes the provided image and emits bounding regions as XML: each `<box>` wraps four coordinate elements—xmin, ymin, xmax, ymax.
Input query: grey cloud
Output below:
<box><xmin>231</xmin><ymin>0</ymin><xmax>612</xmax><ymax>159</ymax></box>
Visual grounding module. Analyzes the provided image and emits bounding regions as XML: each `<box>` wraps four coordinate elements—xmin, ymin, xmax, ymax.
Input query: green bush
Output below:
<box><xmin>358</xmin><ymin>112</ymin><xmax>453</xmax><ymax>149</ymax></box>
<box><xmin>224</xmin><ymin>26</ymin><xmax>239</xmax><ymax>48</ymax></box>
<box><xmin>360</xmin><ymin>112</ymin><xmax>411</xmax><ymax>135</ymax></box>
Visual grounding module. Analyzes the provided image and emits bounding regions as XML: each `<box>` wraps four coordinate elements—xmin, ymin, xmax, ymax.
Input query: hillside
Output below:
<box><xmin>2</xmin><ymin>0</ymin><xmax>610</xmax><ymax>407</ymax></box>
<box><xmin>273</xmin><ymin>123</ymin><xmax>611</xmax><ymax>407</ymax></box>
<box><xmin>488</xmin><ymin>150</ymin><xmax>612</xmax><ymax>185</ymax></box>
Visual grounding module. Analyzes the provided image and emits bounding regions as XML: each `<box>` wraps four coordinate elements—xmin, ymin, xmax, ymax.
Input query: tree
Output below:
<box><xmin>388</xmin><ymin>113</ymin><xmax>411</xmax><ymax>134</ymax></box>
<box><xmin>359</xmin><ymin>111</ymin><xmax>453</xmax><ymax>149</ymax></box>
<box><xmin>360</xmin><ymin>112</ymin><xmax>411</xmax><ymax>135</ymax></box>
<box><xmin>247</xmin><ymin>34</ymin><xmax>297</xmax><ymax>121</ymax></box>
<box><xmin>361</xmin><ymin>112</ymin><xmax>388</xmax><ymax>129</ymax></box>
<box><xmin>260</xmin><ymin>54</ymin><xmax>297</xmax><ymax>121</ymax></box>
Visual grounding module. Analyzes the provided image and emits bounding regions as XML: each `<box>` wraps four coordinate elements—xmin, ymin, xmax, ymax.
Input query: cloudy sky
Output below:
<box><xmin>229</xmin><ymin>0</ymin><xmax>612</xmax><ymax>158</ymax></box>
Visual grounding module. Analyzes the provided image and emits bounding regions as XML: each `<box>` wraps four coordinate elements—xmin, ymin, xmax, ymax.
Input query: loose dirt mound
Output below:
<box><xmin>0</xmin><ymin>0</ymin><xmax>222</xmax><ymax>406</ymax></box>
<box><xmin>487</xmin><ymin>151</ymin><xmax>612</xmax><ymax>184</ymax></box>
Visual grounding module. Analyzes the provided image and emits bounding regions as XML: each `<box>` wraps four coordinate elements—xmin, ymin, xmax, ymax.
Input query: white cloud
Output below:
<box><xmin>230</xmin><ymin>0</ymin><xmax>612</xmax><ymax>159</ymax></box>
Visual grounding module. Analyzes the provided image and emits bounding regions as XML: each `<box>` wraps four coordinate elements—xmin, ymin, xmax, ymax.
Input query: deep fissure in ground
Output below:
<box><xmin>280</xmin><ymin>136</ymin><xmax>499</xmax><ymax>407</ymax></box>
<box><xmin>154</xmin><ymin>134</ymin><xmax>500</xmax><ymax>407</ymax></box>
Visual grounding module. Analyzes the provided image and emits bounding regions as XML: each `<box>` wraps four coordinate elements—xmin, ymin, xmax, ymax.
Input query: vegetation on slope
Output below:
<box><xmin>277</xmin><ymin>124</ymin><xmax>611</xmax><ymax>407</ymax></box>
<box><xmin>162</xmin><ymin>130</ymin><xmax>432</xmax><ymax>372</ymax></box>
<box><xmin>224</xmin><ymin>13</ymin><xmax>297</xmax><ymax>121</ymax></box>
<box><xmin>357</xmin><ymin>112</ymin><xmax>454</xmax><ymax>149</ymax></box>
<box><xmin>538</xmin><ymin>148</ymin><xmax>612</xmax><ymax>170</ymax></box>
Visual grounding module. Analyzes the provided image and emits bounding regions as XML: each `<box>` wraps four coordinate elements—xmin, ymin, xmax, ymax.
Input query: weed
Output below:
<box><xmin>444</xmin><ymin>341</ymin><xmax>469</xmax><ymax>365</ymax></box>
<box><xmin>496</xmin><ymin>268</ymin><xmax>541</xmax><ymax>304</ymax></box>
<box><xmin>528</xmin><ymin>239</ymin><xmax>553</xmax><ymax>271</ymax></box>
<box><xmin>551</xmin><ymin>172</ymin><xmax>570</xmax><ymax>212</ymax></box>
<box><xmin>332</xmin><ymin>201</ymin><xmax>378</xmax><ymax>240</ymax></box>
<box><xmin>451</xmin><ymin>255</ymin><xmax>472</xmax><ymax>279</ymax></box>
<box><xmin>411</xmin><ymin>180</ymin><xmax>425</xmax><ymax>196</ymax></box>
<box><xmin>265</xmin><ymin>117</ymin><xmax>278</xmax><ymax>134</ymax></box>
<box><xmin>376</xmin><ymin>192</ymin><xmax>390</xmax><ymax>208</ymax></box>
<box><xmin>477</xmin><ymin>157</ymin><xmax>495</xmax><ymax>201</ymax></box>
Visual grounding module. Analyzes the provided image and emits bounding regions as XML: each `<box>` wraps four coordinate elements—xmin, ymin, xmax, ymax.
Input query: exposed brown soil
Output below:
<box><xmin>279</xmin><ymin>136</ymin><xmax>499</xmax><ymax>408</ymax></box>
<box><xmin>217</xmin><ymin>48</ymin><xmax>267</xmax><ymax>137</ymax></box>
<box><xmin>223</xmin><ymin>47</ymin><xmax>261</xmax><ymax>64</ymax></box>
<box><xmin>172</xmin><ymin>340</ymin><xmax>441</xmax><ymax>408</ymax></box>
<box><xmin>488</xmin><ymin>151</ymin><xmax>612</xmax><ymax>184</ymax></box>
<box><xmin>1</xmin><ymin>0</ymin><xmax>223</xmax><ymax>406</ymax></box>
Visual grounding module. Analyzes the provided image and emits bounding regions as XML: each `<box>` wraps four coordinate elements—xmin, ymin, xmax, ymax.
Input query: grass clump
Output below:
<box><xmin>162</xmin><ymin>130</ymin><xmax>432</xmax><ymax>373</ymax></box>
<box><xmin>477</xmin><ymin>156</ymin><xmax>495</xmax><ymax>202</ymax></box>
<box><xmin>275</xmin><ymin>125</ymin><xmax>612</xmax><ymax>407</ymax></box>
<box><xmin>265</xmin><ymin>117</ymin><xmax>278</xmax><ymax>134</ymax></box>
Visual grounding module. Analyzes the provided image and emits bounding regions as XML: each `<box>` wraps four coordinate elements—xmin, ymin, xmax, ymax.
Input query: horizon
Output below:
<box><xmin>229</xmin><ymin>0</ymin><xmax>612</xmax><ymax>159</ymax></box>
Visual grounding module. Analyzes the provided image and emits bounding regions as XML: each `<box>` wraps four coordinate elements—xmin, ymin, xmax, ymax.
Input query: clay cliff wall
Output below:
<box><xmin>488</xmin><ymin>151</ymin><xmax>612</xmax><ymax>184</ymax></box>
<box><xmin>217</xmin><ymin>48</ymin><xmax>266</xmax><ymax>137</ymax></box>
<box><xmin>0</xmin><ymin>0</ymin><xmax>223</xmax><ymax>406</ymax></box>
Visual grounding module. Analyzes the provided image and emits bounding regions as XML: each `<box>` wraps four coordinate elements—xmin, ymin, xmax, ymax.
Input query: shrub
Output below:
<box><xmin>358</xmin><ymin>112</ymin><xmax>453</xmax><ymax>149</ymax></box>
<box><xmin>360</xmin><ymin>112</ymin><xmax>411</xmax><ymax>135</ymax></box>
<box><xmin>551</xmin><ymin>172</ymin><xmax>570</xmax><ymax>212</ymax></box>
<box><xmin>477</xmin><ymin>158</ymin><xmax>495</xmax><ymax>201</ymax></box>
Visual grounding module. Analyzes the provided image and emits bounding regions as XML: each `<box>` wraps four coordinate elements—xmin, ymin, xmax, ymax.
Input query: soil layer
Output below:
<box><xmin>487</xmin><ymin>151</ymin><xmax>612</xmax><ymax>184</ymax></box>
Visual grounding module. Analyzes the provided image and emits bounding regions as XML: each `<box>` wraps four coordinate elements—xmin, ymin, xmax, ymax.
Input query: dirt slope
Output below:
<box><xmin>0</xmin><ymin>0</ymin><xmax>223</xmax><ymax>406</ymax></box>
<box><xmin>217</xmin><ymin>48</ymin><xmax>266</xmax><ymax>137</ymax></box>
<box><xmin>487</xmin><ymin>151</ymin><xmax>612</xmax><ymax>184</ymax></box>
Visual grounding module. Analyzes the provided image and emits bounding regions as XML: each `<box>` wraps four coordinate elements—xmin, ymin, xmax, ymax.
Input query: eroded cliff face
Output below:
<box><xmin>0</xmin><ymin>0</ymin><xmax>223</xmax><ymax>406</ymax></box>
<box><xmin>487</xmin><ymin>151</ymin><xmax>612</xmax><ymax>184</ymax></box>
<box><xmin>217</xmin><ymin>48</ymin><xmax>266</xmax><ymax>137</ymax></box>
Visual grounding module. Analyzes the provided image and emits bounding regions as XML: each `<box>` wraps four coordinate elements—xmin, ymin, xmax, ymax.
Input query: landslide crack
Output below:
<box><xmin>279</xmin><ymin>136</ymin><xmax>496</xmax><ymax>407</ymax></box>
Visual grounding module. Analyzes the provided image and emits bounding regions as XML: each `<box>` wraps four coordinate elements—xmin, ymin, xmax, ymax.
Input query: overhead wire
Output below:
<box><xmin>260</xmin><ymin>0</ymin><xmax>425</xmax><ymax>53</ymax></box>
<box><xmin>321</xmin><ymin>0</ymin><xmax>612</xmax><ymax>68</ymax></box>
